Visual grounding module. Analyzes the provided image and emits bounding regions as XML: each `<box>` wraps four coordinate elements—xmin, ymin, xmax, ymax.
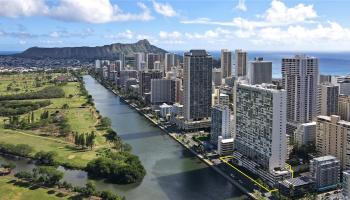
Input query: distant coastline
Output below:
<box><xmin>0</xmin><ymin>51</ymin><xmax>21</xmax><ymax>55</ymax></box>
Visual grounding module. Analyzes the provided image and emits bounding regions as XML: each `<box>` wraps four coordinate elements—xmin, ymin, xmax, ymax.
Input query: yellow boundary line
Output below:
<box><xmin>285</xmin><ymin>163</ymin><xmax>294</xmax><ymax>178</ymax></box>
<box><xmin>219</xmin><ymin>156</ymin><xmax>278</xmax><ymax>193</ymax></box>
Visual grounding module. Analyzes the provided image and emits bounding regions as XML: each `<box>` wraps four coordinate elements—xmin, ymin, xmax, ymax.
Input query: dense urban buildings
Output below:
<box><xmin>339</xmin><ymin>95</ymin><xmax>350</xmax><ymax>121</ymax></box>
<box><xmin>221</xmin><ymin>49</ymin><xmax>232</xmax><ymax>78</ymax></box>
<box><xmin>183</xmin><ymin>50</ymin><xmax>212</xmax><ymax>121</ymax></box>
<box><xmin>146</xmin><ymin>53</ymin><xmax>161</xmax><ymax>70</ymax></box>
<box><xmin>135</xmin><ymin>52</ymin><xmax>145</xmax><ymax>71</ymax></box>
<box><xmin>165</xmin><ymin>53</ymin><xmax>176</xmax><ymax>73</ymax></box>
<box><xmin>235</xmin><ymin>49</ymin><xmax>247</xmax><ymax>77</ymax></box>
<box><xmin>282</xmin><ymin>55</ymin><xmax>319</xmax><ymax>134</ymax></box>
<box><xmin>234</xmin><ymin>83</ymin><xmax>287</xmax><ymax>172</ymax></box>
<box><xmin>310</xmin><ymin>155</ymin><xmax>340</xmax><ymax>191</ymax></box>
<box><xmin>139</xmin><ymin>71</ymin><xmax>163</xmax><ymax>97</ymax></box>
<box><xmin>150</xmin><ymin>79</ymin><xmax>176</xmax><ymax>105</ymax></box>
<box><xmin>210</xmin><ymin>105</ymin><xmax>231</xmax><ymax>146</ymax></box>
<box><xmin>294</xmin><ymin>122</ymin><xmax>316</xmax><ymax>147</ymax></box>
<box><xmin>334</xmin><ymin>76</ymin><xmax>350</xmax><ymax>95</ymax></box>
<box><xmin>90</xmin><ymin>49</ymin><xmax>349</xmax><ymax>199</ymax></box>
<box><xmin>247</xmin><ymin>57</ymin><xmax>272</xmax><ymax>85</ymax></box>
<box><xmin>343</xmin><ymin>170</ymin><xmax>350</xmax><ymax>199</ymax></box>
<box><xmin>317</xmin><ymin>83</ymin><xmax>339</xmax><ymax>116</ymax></box>
<box><xmin>212</xmin><ymin>68</ymin><xmax>222</xmax><ymax>86</ymax></box>
<box><xmin>316</xmin><ymin>115</ymin><xmax>350</xmax><ymax>169</ymax></box>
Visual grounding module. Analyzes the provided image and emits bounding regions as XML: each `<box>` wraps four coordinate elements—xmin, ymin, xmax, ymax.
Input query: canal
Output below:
<box><xmin>0</xmin><ymin>75</ymin><xmax>247</xmax><ymax>200</ymax></box>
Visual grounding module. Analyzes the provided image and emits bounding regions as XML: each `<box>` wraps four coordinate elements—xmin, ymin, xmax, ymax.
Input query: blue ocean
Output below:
<box><xmin>175</xmin><ymin>51</ymin><xmax>350</xmax><ymax>78</ymax></box>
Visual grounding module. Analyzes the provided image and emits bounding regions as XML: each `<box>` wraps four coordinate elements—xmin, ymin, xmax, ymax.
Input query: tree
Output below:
<box><xmin>81</xmin><ymin>181</ymin><xmax>96</xmax><ymax>197</ymax></box>
<box><xmin>31</xmin><ymin>112</ymin><xmax>35</xmax><ymax>123</ymax></box>
<box><xmin>34</xmin><ymin>151</ymin><xmax>58</xmax><ymax>166</ymax></box>
<box><xmin>79</xmin><ymin>134</ymin><xmax>86</xmax><ymax>148</ymax></box>
<box><xmin>1</xmin><ymin>162</ymin><xmax>16</xmax><ymax>170</ymax></box>
<box><xmin>99</xmin><ymin>117</ymin><xmax>111</xmax><ymax>129</ymax></box>
<box><xmin>35</xmin><ymin>166</ymin><xmax>63</xmax><ymax>186</ymax></box>
<box><xmin>15</xmin><ymin>171</ymin><xmax>33</xmax><ymax>180</ymax></box>
<box><xmin>100</xmin><ymin>190</ymin><xmax>122</xmax><ymax>200</ymax></box>
<box><xmin>74</xmin><ymin>132</ymin><xmax>80</xmax><ymax>146</ymax></box>
<box><xmin>86</xmin><ymin>131</ymin><xmax>96</xmax><ymax>150</ymax></box>
<box><xmin>62</xmin><ymin>103</ymin><xmax>69</xmax><ymax>109</ymax></box>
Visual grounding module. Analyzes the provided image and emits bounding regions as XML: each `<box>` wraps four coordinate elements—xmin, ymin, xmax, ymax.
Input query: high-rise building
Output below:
<box><xmin>310</xmin><ymin>155</ymin><xmax>340</xmax><ymax>191</ymax></box>
<box><xmin>219</xmin><ymin>93</ymin><xmax>230</xmax><ymax>107</ymax></box>
<box><xmin>235</xmin><ymin>49</ymin><xmax>247</xmax><ymax>77</ymax></box>
<box><xmin>134</xmin><ymin>52</ymin><xmax>145</xmax><ymax>71</ymax></box>
<box><xmin>318</xmin><ymin>83</ymin><xmax>339</xmax><ymax>116</ymax></box>
<box><xmin>151</xmin><ymin>79</ymin><xmax>176</xmax><ymax>105</ymax></box>
<box><xmin>294</xmin><ymin>122</ymin><xmax>316</xmax><ymax>147</ymax></box>
<box><xmin>139</xmin><ymin>71</ymin><xmax>163</xmax><ymax>97</ymax></box>
<box><xmin>320</xmin><ymin>74</ymin><xmax>332</xmax><ymax>84</ymax></box>
<box><xmin>119</xmin><ymin>70</ymin><xmax>138</xmax><ymax>88</ymax></box>
<box><xmin>248</xmin><ymin>57</ymin><xmax>272</xmax><ymax>85</ymax></box>
<box><xmin>316</xmin><ymin>115</ymin><xmax>350</xmax><ymax>169</ymax></box>
<box><xmin>210</xmin><ymin>105</ymin><xmax>231</xmax><ymax>146</ymax></box>
<box><xmin>118</xmin><ymin>53</ymin><xmax>125</xmax><ymax>69</ymax></box>
<box><xmin>165</xmin><ymin>53</ymin><xmax>176</xmax><ymax>73</ymax></box>
<box><xmin>153</xmin><ymin>61</ymin><xmax>161</xmax><ymax>71</ymax></box>
<box><xmin>212</xmin><ymin>68</ymin><xmax>222</xmax><ymax>86</ymax></box>
<box><xmin>146</xmin><ymin>53</ymin><xmax>161</xmax><ymax>70</ymax></box>
<box><xmin>235</xmin><ymin>83</ymin><xmax>287</xmax><ymax>172</ymax></box>
<box><xmin>339</xmin><ymin>95</ymin><xmax>350</xmax><ymax>121</ymax></box>
<box><xmin>183</xmin><ymin>50</ymin><xmax>212</xmax><ymax>121</ymax></box>
<box><xmin>332</xmin><ymin>76</ymin><xmax>350</xmax><ymax>95</ymax></box>
<box><xmin>282</xmin><ymin>55</ymin><xmax>319</xmax><ymax>134</ymax></box>
<box><xmin>343</xmin><ymin>170</ymin><xmax>350</xmax><ymax>199</ymax></box>
<box><xmin>174</xmin><ymin>78</ymin><xmax>182</xmax><ymax>103</ymax></box>
<box><xmin>221</xmin><ymin>49</ymin><xmax>232</xmax><ymax>78</ymax></box>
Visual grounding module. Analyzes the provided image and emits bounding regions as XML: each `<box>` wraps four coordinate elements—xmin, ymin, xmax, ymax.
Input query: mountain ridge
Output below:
<box><xmin>16</xmin><ymin>39</ymin><xmax>168</xmax><ymax>60</ymax></box>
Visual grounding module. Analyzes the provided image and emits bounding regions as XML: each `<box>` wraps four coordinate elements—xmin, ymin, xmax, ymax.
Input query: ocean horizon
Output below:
<box><xmin>1</xmin><ymin>50</ymin><xmax>349</xmax><ymax>78</ymax></box>
<box><xmin>176</xmin><ymin>51</ymin><xmax>350</xmax><ymax>78</ymax></box>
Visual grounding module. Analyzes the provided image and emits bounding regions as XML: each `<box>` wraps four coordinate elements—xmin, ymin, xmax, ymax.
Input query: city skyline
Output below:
<box><xmin>0</xmin><ymin>0</ymin><xmax>350</xmax><ymax>51</ymax></box>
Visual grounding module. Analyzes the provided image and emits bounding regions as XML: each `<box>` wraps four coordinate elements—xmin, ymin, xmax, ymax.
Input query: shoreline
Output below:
<box><xmin>92</xmin><ymin>76</ymin><xmax>258</xmax><ymax>200</ymax></box>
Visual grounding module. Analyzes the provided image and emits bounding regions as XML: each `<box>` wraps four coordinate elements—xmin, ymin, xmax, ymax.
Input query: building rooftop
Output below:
<box><xmin>184</xmin><ymin>50</ymin><xmax>210</xmax><ymax>57</ymax></box>
<box><xmin>312</xmin><ymin>155</ymin><xmax>338</xmax><ymax>162</ymax></box>
<box><xmin>282</xmin><ymin>54</ymin><xmax>317</xmax><ymax>59</ymax></box>
<box><xmin>317</xmin><ymin>115</ymin><xmax>350</xmax><ymax>126</ymax></box>
<box><xmin>221</xmin><ymin>138</ymin><xmax>234</xmax><ymax>143</ymax></box>
<box><xmin>280</xmin><ymin>176</ymin><xmax>314</xmax><ymax>188</ymax></box>
<box><xmin>302</xmin><ymin>121</ymin><xmax>317</xmax><ymax>126</ymax></box>
<box><xmin>343</xmin><ymin>170</ymin><xmax>350</xmax><ymax>176</ymax></box>
<box><xmin>239</xmin><ymin>83</ymin><xmax>285</xmax><ymax>92</ymax></box>
<box><xmin>160</xmin><ymin>103</ymin><xmax>172</xmax><ymax>108</ymax></box>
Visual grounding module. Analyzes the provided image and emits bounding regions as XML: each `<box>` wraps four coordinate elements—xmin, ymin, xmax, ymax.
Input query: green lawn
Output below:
<box><xmin>0</xmin><ymin>129</ymin><xmax>98</xmax><ymax>168</ymax></box>
<box><xmin>0</xmin><ymin>73</ymin><xmax>109</xmax><ymax>169</ymax></box>
<box><xmin>0</xmin><ymin>176</ymin><xmax>68</xmax><ymax>200</ymax></box>
<box><xmin>0</xmin><ymin>73</ymin><xmax>61</xmax><ymax>96</ymax></box>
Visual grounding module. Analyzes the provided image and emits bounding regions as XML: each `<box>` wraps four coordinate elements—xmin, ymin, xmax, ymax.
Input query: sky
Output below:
<box><xmin>0</xmin><ymin>0</ymin><xmax>350</xmax><ymax>51</ymax></box>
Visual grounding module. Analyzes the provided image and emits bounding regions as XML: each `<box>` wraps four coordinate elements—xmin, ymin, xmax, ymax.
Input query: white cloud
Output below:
<box><xmin>249</xmin><ymin>22</ymin><xmax>350</xmax><ymax>45</ymax></box>
<box><xmin>264</xmin><ymin>0</ymin><xmax>317</xmax><ymax>25</ymax></box>
<box><xmin>0</xmin><ymin>0</ymin><xmax>48</xmax><ymax>17</ymax></box>
<box><xmin>159</xmin><ymin>31</ymin><xmax>182</xmax><ymax>39</ymax></box>
<box><xmin>48</xmin><ymin>29</ymin><xmax>94</xmax><ymax>38</ymax></box>
<box><xmin>181</xmin><ymin>0</ymin><xmax>317</xmax><ymax>28</ymax></box>
<box><xmin>50</xmin><ymin>0</ymin><xmax>153</xmax><ymax>23</ymax></box>
<box><xmin>105</xmin><ymin>30</ymin><xmax>134</xmax><ymax>40</ymax></box>
<box><xmin>19</xmin><ymin>40</ymin><xmax>27</xmax><ymax>45</ymax></box>
<box><xmin>50</xmin><ymin>31</ymin><xmax>60</xmax><ymax>38</ymax></box>
<box><xmin>154</xmin><ymin>28</ymin><xmax>234</xmax><ymax>45</ymax></box>
<box><xmin>235</xmin><ymin>0</ymin><xmax>247</xmax><ymax>12</ymax></box>
<box><xmin>152</xmin><ymin>0</ymin><xmax>177</xmax><ymax>17</ymax></box>
<box><xmin>0</xmin><ymin>0</ymin><xmax>153</xmax><ymax>23</ymax></box>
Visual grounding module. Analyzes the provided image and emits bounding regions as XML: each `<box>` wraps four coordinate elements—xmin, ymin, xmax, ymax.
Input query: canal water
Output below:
<box><xmin>0</xmin><ymin>75</ymin><xmax>247</xmax><ymax>200</ymax></box>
